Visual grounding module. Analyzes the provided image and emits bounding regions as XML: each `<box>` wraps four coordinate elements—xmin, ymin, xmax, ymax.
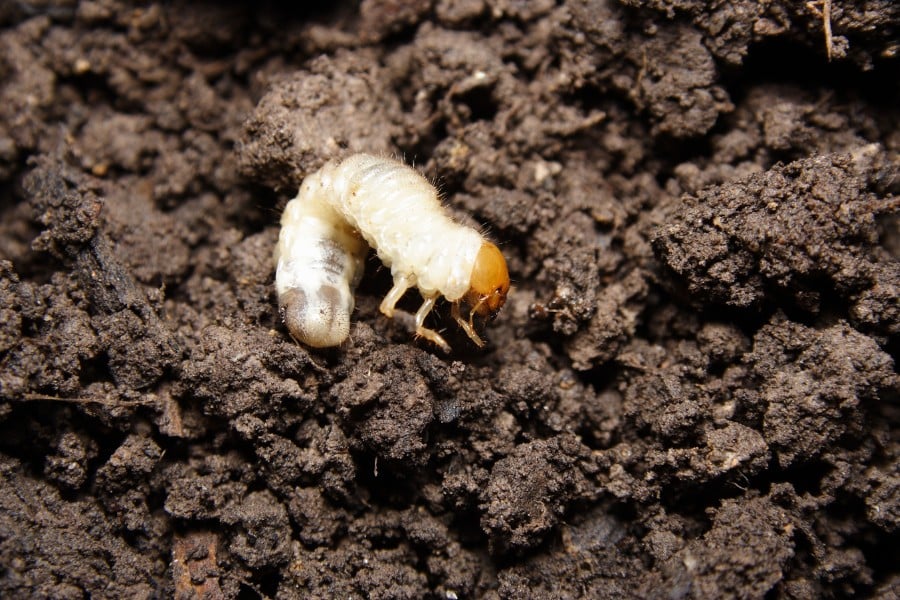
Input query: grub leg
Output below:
<box><xmin>451</xmin><ymin>302</ymin><xmax>484</xmax><ymax>347</ymax></box>
<box><xmin>414</xmin><ymin>296</ymin><xmax>450</xmax><ymax>353</ymax></box>
<box><xmin>380</xmin><ymin>275</ymin><xmax>411</xmax><ymax>317</ymax></box>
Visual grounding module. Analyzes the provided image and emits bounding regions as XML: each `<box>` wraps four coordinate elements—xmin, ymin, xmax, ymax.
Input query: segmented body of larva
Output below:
<box><xmin>274</xmin><ymin>179</ymin><xmax>367</xmax><ymax>348</ymax></box>
<box><xmin>275</xmin><ymin>154</ymin><xmax>510</xmax><ymax>352</ymax></box>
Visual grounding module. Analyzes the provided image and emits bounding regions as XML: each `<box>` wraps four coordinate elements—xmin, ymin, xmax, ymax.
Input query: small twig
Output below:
<box><xmin>14</xmin><ymin>393</ymin><xmax>155</xmax><ymax>406</ymax></box>
<box><xmin>822</xmin><ymin>0</ymin><xmax>833</xmax><ymax>61</ymax></box>
<box><xmin>806</xmin><ymin>0</ymin><xmax>834</xmax><ymax>61</ymax></box>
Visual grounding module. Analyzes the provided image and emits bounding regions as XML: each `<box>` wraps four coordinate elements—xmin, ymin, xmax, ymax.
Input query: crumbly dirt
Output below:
<box><xmin>0</xmin><ymin>1</ymin><xmax>898</xmax><ymax>598</ymax></box>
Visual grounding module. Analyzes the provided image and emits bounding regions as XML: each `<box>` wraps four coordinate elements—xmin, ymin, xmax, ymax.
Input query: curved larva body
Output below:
<box><xmin>274</xmin><ymin>182</ymin><xmax>367</xmax><ymax>347</ymax></box>
<box><xmin>314</xmin><ymin>154</ymin><xmax>483</xmax><ymax>301</ymax></box>
<box><xmin>276</xmin><ymin>154</ymin><xmax>510</xmax><ymax>352</ymax></box>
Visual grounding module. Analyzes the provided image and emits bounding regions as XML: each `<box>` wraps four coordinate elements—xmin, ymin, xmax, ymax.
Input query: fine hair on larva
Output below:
<box><xmin>275</xmin><ymin>153</ymin><xmax>510</xmax><ymax>352</ymax></box>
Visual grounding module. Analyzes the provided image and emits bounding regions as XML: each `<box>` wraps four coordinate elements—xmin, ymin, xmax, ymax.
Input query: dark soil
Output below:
<box><xmin>1</xmin><ymin>1</ymin><xmax>898</xmax><ymax>598</ymax></box>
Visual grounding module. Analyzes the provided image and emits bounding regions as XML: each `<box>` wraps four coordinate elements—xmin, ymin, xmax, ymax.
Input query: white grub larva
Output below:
<box><xmin>276</xmin><ymin>153</ymin><xmax>510</xmax><ymax>352</ymax></box>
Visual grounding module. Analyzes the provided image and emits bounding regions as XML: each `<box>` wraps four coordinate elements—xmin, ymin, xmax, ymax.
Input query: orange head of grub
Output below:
<box><xmin>464</xmin><ymin>242</ymin><xmax>510</xmax><ymax>320</ymax></box>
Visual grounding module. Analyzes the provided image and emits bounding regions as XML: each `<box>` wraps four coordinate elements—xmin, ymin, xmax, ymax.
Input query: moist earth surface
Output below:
<box><xmin>0</xmin><ymin>1</ymin><xmax>898</xmax><ymax>598</ymax></box>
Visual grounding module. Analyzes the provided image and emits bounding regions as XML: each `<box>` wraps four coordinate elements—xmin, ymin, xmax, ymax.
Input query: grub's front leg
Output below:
<box><xmin>451</xmin><ymin>302</ymin><xmax>484</xmax><ymax>347</ymax></box>
<box><xmin>380</xmin><ymin>275</ymin><xmax>411</xmax><ymax>317</ymax></box>
<box><xmin>414</xmin><ymin>295</ymin><xmax>451</xmax><ymax>353</ymax></box>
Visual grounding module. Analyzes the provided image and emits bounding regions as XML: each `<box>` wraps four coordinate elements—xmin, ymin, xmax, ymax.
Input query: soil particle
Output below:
<box><xmin>19</xmin><ymin>157</ymin><xmax>181</xmax><ymax>392</ymax></box>
<box><xmin>42</xmin><ymin>429</ymin><xmax>97</xmax><ymax>490</ymax></box>
<box><xmin>280</xmin><ymin>540</ymin><xmax>429</xmax><ymax>600</ymax></box>
<box><xmin>223</xmin><ymin>489</ymin><xmax>292</xmax><ymax>570</ymax></box>
<box><xmin>741</xmin><ymin>316</ymin><xmax>896</xmax><ymax>468</ymax></box>
<box><xmin>564</xmin><ymin>268</ymin><xmax>649</xmax><ymax>369</ymax></box>
<box><xmin>177</xmin><ymin>324</ymin><xmax>311</xmax><ymax>418</ymax></box>
<box><xmin>568</xmin><ymin>1</ymin><xmax>733</xmax><ymax>138</ymax></box>
<box><xmin>163</xmin><ymin>454</ymin><xmax>249</xmax><ymax>522</ymax></box>
<box><xmin>643</xmin><ymin>494</ymin><xmax>794</xmax><ymax>599</ymax></box>
<box><xmin>435</xmin><ymin>0</ymin><xmax>487</xmax><ymax>26</ymax></box>
<box><xmin>0</xmin><ymin>1</ymin><xmax>898</xmax><ymax>598</ymax></box>
<box><xmin>1</xmin><ymin>263</ymin><xmax>99</xmax><ymax>397</ymax></box>
<box><xmin>623</xmin><ymin>0</ymin><xmax>900</xmax><ymax>68</ymax></box>
<box><xmin>358</xmin><ymin>0</ymin><xmax>433</xmax><ymax>42</ymax></box>
<box><xmin>654</xmin><ymin>145</ymin><xmax>900</xmax><ymax>335</ymax></box>
<box><xmin>22</xmin><ymin>156</ymin><xmax>102</xmax><ymax>259</ymax></box>
<box><xmin>95</xmin><ymin>433</ymin><xmax>164</xmax><ymax>531</ymax></box>
<box><xmin>334</xmin><ymin>346</ymin><xmax>437</xmax><ymax>466</ymax></box>
<box><xmin>628</xmin><ymin>26</ymin><xmax>733</xmax><ymax>138</ymax></box>
<box><xmin>238</xmin><ymin>50</ymin><xmax>400</xmax><ymax>192</ymax></box>
<box><xmin>495</xmin><ymin>509</ymin><xmax>639</xmax><ymax>599</ymax></box>
<box><xmin>0</xmin><ymin>455</ymin><xmax>162</xmax><ymax>598</ymax></box>
<box><xmin>480</xmin><ymin>434</ymin><xmax>593</xmax><ymax>554</ymax></box>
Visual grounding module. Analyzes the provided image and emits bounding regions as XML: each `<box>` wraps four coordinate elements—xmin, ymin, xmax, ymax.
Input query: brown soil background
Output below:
<box><xmin>1</xmin><ymin>1</ymin><xmax>898</xmax><ymax>598</ymax></box>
